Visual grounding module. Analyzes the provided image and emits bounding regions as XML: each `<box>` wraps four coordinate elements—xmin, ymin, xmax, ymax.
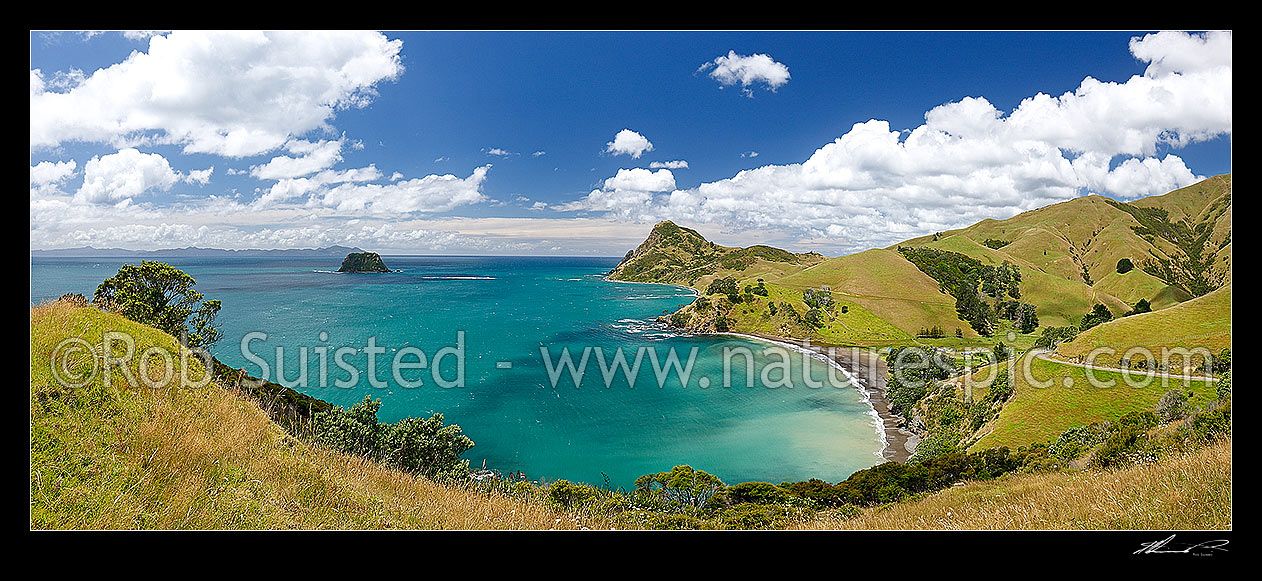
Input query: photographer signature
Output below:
<box><xmin>1135</xmin><ymin>534</ymin><xmax>1229</xmax><ymax>555</ymax></box>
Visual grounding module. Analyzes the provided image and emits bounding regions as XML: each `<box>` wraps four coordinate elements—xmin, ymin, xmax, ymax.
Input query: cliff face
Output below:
<box><xmin>338</xmin><ymin>252</ymin><xmax>392</xmax><ymax>273</ymax></box>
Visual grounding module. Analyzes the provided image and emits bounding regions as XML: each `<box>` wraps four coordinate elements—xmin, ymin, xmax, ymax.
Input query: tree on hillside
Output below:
<box><xmin>706</xmin><ymin>276</ymin><xmax>740</xmax><ymax>300</ymax></box>
<box><xmin>1079</xmin><ymin>303</ymin><xmax>1114</xmax><ymax>331</ymax></box>
<box><xmin>1125</xmin><ymin>298</ymin><xmax>1152</xmax><ymax>316</ymax></box>
<box><xmin>1116</xmin><ymin>258</ymin><xmax>1134</xmax><ymax>274</ymax></box>
<box><xmin>93</xmin><ymin>261</ymin><xmax>222</xmax><ymax>349</ymax></box>
<box><xmin>312</xmin><ymin>396</ymin><xmax>474</xmax><ymax>481</ymax></box>
<box><xmin>1014</xmin><ymin>303</ymin><xmax>1039</xmax><ymax>333</ymax></box>
<box><xmin>635</xmin><ymin>465</ymin><xmax>725</xmax><ymax>511</ymax></box>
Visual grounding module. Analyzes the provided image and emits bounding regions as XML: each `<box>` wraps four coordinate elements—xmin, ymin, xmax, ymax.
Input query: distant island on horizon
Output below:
<box><xmin>30</xmin><ymin>245</ymin><xmax>365</xmax><ymax>258</ymax></box>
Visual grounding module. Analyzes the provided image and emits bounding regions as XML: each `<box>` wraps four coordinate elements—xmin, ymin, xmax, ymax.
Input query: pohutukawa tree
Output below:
<box><xmin>93</xmin><ymin>261</ymin><xmax>223</xmax><ymax>349</ymax></box>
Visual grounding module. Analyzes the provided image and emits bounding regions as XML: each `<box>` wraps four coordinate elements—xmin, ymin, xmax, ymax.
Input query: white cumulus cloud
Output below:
<box><xmin>564</xmin><ymin>168</ymin><xmax>676</xmax><ymax>213</ymax></box>
<box><xmin>699</xmin><ymin>51</ymin><xmax>790</xmax><ymax>97</ymax></box>
<box><xmin>577</xmin><ymin>31</ymin><xmax>1230</xmax><ymax>253</ymax></box>
<box><xmin>318</xmin><ymin>165</ymin><xmax>491</xmax><ymax>214</ymax></box>
<box><xmin>605</xmin><ymin>129</ymin><xmax>654</xmax><ymax>159</ymax></box>
<box><xmin>74</xmin><ymin>148</ymin><xmax>183</xmax><ymax>204</ymax></box>
<box><xmin>30</xmin><ymin>30</ymin><xmax>404</xmax><ymax>157</ymax></box>
<box><xmin>30</xmin><ymin>159</ymin><xmax>78</xmax><ymax>186</ymax></box>
<box><xmin>250</xmin><ymin>139</ymin><xmax>345</xmax><ymax>180</ymax></box>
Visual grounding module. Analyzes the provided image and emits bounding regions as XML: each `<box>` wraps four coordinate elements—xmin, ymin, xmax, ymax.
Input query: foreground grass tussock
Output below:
<box><xmin>797</xmin><ymin>438</ymin><xmax>1231</xmax><ymax>530</ymax></box>
<box><xmin>31</xmin><ymin>299</ymin><xmax>600</xmax><ymax>530</ymax></box>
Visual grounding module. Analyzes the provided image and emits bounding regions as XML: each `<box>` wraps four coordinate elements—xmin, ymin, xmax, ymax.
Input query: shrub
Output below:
<box><xmin>908</xmin><ymin>435</ymin><xmax>958</xmax><ymax>464</ymax></box>
<box><xmin>715</xmin><ymin>503</ymin><xmax>806</xmax><ymax>529</ymax></box>
<box><xmin>1155</xmin><ymin>389</ymin><xmax>1192</xmax><ymax>423</ymax></box>
<box><xmin>726</xmin><ymin>481</ymin><xmax>791</xmax><ymax>506</ymax></box>
<box><xmin>1125</xmin><ymin>298</ymin><xmax>1151</xmax><ymax>316</ymax></box>
<box><xmin>1079</xmin><ymin>303</ymin><xmax>1114</xmax><ymax>331</ymax></box>
<box><xmin>1034</xmin><ymin>325</ymin><xmax>1079</xmax><ymax>348</ymax></box>
<box><xmin>93</xmin><ymin>261</ymin><xmax>223</xmax><ymax>349</ymax></box>
<box><xmin>1090</xmin><ymin>411</ymin><xmax>1159</xmax><ymax>468</ymax></box>
<box><xmin>547</xmin><ymin>479</ymin><xmax>598</xmax><ymax>510</ymax></box>
<box><xmin>705</xmin><ymin>276</ymin><xmax>739</xmax><ymax>297</ymax></box>
<box><xmin>1215</xmin><ymin>370</ymin><xmax>1231</xmax><ymax>400</ymax></box>
<box><xmin>635</xmin><ymin>465</ymin><xmax>725</xmax><ymax>512</ymax></box>
<box><xmin>1189</xmin><ymin>397</ymin><xmax>1230</xmax><ymax>443</ymax></box>
<box><xmin>381</xmin><ymin>413</ymin><xmax>475</xmax><ymax>480</ymax></box>
<box><xmin>1049</xmin><ymin>424</ymin><xmax>1107</xmax><ymax>461</ymax></box>
<box><xmin>312</xmin><ymin>396</ymin><xmax>474</xmax><ymax>481</ymax></box>
<box><xmin>825</xmin><ymin>504</ymin><xmax>863</xmax><ymax>520</ymax></box>
<box><xmin>803</xmin><ymin>286</ymin><xmax>835</xmax><ymax>310</ymax></box>
<box><xmin>986</xmin><ymin>369</ymin><xmax>1013</xmax><ymax>404</ymax></box>
<box><xmin>1214</xmin><ymin>348</ymin><xmax>1231</xmax><ymax>373</ymax></box>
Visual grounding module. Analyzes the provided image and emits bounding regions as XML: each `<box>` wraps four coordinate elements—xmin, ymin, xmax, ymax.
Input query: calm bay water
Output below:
<box><xmin>30</xmin><ymin>255</ymin><xmax>883</xmax><ymax>489</ymax></box>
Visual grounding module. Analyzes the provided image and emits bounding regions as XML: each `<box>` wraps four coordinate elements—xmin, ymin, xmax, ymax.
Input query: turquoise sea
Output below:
<box><xmin>30</xmin><ymin>255</ymin><xmax>883</xmax><ymax>489</ymax></box>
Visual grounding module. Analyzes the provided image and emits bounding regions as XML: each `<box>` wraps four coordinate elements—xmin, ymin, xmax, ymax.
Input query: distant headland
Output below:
<box><xmin>31</xmin><ymin>245</ymin><xmax>364</xmax><ymax>258</ymax></box>
<box><xmin>337</xmin><ymin>252</ymin><xmax>392</xmax><ymax>273</ymax></box>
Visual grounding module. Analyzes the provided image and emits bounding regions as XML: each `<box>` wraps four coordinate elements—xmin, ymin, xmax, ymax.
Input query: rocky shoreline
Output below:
<box><xmin>735</xmin><ymin>332</ymin><xmax>920</xmax><ymax>463</ymax></box>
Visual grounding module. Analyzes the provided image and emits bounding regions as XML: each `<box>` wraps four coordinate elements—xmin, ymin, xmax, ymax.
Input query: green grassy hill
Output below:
<box><xmin>30</xmin><ymin>298</ymin><xmax>594</xmax><ymax>530</ymax></box>
<box><xmin>607</xmin><ymin>220</ymin><xmax>823</xmax><ymax>287</ymax></box>
<box><xmin>613</xmin><ymin>175</ymin><xmax>1229</xmax><ymax>347</ymax></box>
<box><xmin>798</xmin><ymin>437</ymin><xmax>1231</xmax><ymax>530</ymax></box>
<box><xmin>908</xmin><ymin>232</ymin><xmax>1133</xmax><ymax>327</ymax></box>
<box><xmin>967</xmin><ymin>352</ymin><xmax>1219</xmax><ymax>452</ymax></box>
<box><xmin>895</xmin><ymin>174</ymin><xmax>1231</xmax><ymax>313</ymax></box>
<box><xmin>1056</xmin><ymin>283</ymin><xmax>1232</xmax><ymax>361</ymax></box>
<box><xmin>775</xmin><ymin>248</ymin><xmax>979</xmax><ymax>339</ymax></box>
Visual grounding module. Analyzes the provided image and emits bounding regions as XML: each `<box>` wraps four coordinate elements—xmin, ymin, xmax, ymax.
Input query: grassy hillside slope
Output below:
<box><xmin>1056</xmin><ymin>284</ymin><xmax>1232</xmax><ymax>361</ymax></box>
<box><xmin>608</xmin><ymin>175</ymin><xmax>1229</xmax><ymax>349</ymax></box>
<box><xmin>776</xmin><ymin>248</ymin><xmax>978</xmax><ymax>339</ymax></box>
<box><xmin>798</xmin><ymin>437</ymin><xmax>1231</xmax><ymax>530</ymax></box>
<box><xmin>911</xmin><ymin>233</ymin><xmax>1132</xmax><ymax>327</ymax></box>
<box><xmin>894</xmin><ymin>174</ymin><xmax>1231</xmax><ymax>313</ymax></box>
<box><xmin>969</xmin><ymin>353</ymin><xmax>1218</xmax><ymax>452</ymax></box>
<box><xmin>607</xmin><ymin>220</ymin><xmax>823</xmax><ymax>287</ymax></box>
<box><xmin>30</xmin><ymin>299</ymin><xmax>595</xmax><ymax>530</ymax></box>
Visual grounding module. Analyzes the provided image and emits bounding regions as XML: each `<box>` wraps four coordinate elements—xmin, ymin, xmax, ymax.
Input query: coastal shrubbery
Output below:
<box><xmin>885</xmin><ymin>346</ymin><xmax>954</xmax><ymax>415</ymax></box>
<box><xmin>93</xmin><ymin>260</ymin><xmax>223</xmax><ymax>349</ymax></box>
<box><xmin>312</xmin><ymin>396</ymin><xmax>475</xmax><ymax>481</ymax></box>
<box><xmin>1046</xmin><ymin>388</ymin><xmax>1231</xmax><ymax>468</ymax></box>
<box><xmin>465</xmin><ymin>448</ymin><xmax>1040</xmax><ymax>529</ymax></box>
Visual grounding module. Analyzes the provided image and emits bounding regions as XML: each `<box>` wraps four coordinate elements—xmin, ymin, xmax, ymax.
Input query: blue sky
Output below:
<box><xmin>30</xmin><ymin>30</ymin><xmax>1232</xmax><ymax>255</ymax></box>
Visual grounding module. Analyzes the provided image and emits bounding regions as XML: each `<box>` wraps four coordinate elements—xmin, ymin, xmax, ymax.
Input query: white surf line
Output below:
<box><xmin>707</xmin><ymin>331</ymin><xmax>888</xmax><ymax>461</ymax></box>
<box><xmin>418</xmin><ymin>276</ymin><xmax>496</xmax><ymax>280</ymax></box>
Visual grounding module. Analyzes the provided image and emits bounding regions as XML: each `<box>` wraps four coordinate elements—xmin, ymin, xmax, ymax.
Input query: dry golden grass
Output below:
<box><xmin>796</xmin><ymin>439</ymin><xmax>1231</xmax><ymax>530</ymax></box>
<box><xmin>31</xmin><ymin>299</ymin><xmax>602</xmax><ymax>530</ymax></box>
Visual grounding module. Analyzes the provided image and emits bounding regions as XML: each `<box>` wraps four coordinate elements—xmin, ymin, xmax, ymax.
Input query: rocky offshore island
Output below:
<box><xmin>337</xmin><ymin>252</ymin><xmax>392</xmax><ymax>273</ymax></box>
